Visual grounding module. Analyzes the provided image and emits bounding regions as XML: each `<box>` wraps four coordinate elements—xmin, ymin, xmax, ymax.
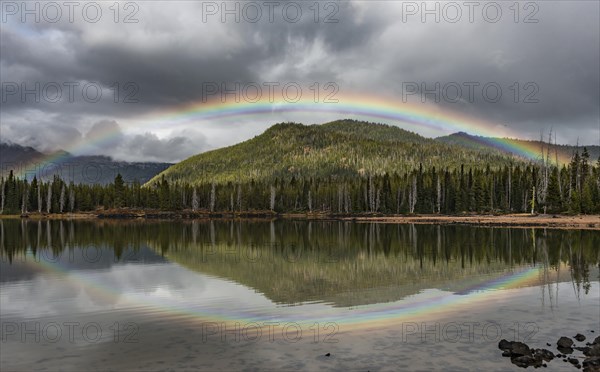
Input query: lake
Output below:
<box><xmin>1</xmin><ymin>219</ymin><xmax>599</xmax><ymax>371</ymax></box>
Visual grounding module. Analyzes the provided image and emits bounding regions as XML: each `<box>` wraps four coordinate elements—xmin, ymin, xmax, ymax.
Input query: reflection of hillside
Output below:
<box><xmin>158</xmin><ymin>241</ymin><xmax>596</xmax><ymax>307</ymax></box>
<box><xmin>158</xmin><ymin>241</ymin><xmax>508</xmax><ymax>306</ymax></box>
<box><xmin>1</xmin><ymin>219</ymin><xmax>598</xmax><ymax>307</ymax></box>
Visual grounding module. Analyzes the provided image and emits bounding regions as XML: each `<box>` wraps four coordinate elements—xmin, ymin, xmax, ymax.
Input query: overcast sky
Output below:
<box><xmin>1</xmin><ymin>1</ymin><xmax>599</xmax><ymax>162</ymax></box>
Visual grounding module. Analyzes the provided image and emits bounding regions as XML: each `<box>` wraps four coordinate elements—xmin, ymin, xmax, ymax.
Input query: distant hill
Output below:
<box><xmin>147</xmin><ymin>120</ymin><xmax>529</xmax><ymax>185</ymax></box>
<box><xmin>0</xmin><ymin>142</ymin><xmax>46</xmax><ymax>164</ymax></box>
<box><xmin>0</xmin><ymin>142</ymin><xmax>172</xmax><ymax>185</ymax></box>
<box><xmin>5</xmin><ymin>121</ymin><xmax>594</xmax><ymax>187</ymax></box>
<box><xmin>436</xmin><ymin>132</ymin><xmax>599</xmax><ymax>164</ymax></box>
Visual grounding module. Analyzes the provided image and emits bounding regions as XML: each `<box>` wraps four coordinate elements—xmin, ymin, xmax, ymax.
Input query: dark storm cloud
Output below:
<box><xmin>1</xmin><ymin>1</ymin><xmax>388</xmax><ymax>109</ymax></box>
<box><xmin>123</xmin><ymin>130</ymin><xmax>209</xmax><ymax>163</ymax></box>
<box><xmin>366</xmin><ymin>2</ymin><xmax>599</xmax><ymax>141</ymax></box>
<box><xmin>80</xmin><ymin>119</ymin><xmax>209</xmax><ymax>163</ymax></box>
<box><xmin>1</xmin><ymin>0</ymin><xmax>598</xmax><ymax>161</ymax></box>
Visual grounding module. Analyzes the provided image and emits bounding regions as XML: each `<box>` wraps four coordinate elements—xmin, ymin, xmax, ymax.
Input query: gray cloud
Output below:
<box><xmin>80</xmin><ymin>120</ymin><xmax>210</xmax><ymax>163</ymax></box>
<box><xmin>121</xmin><ymin>130</ymin><xmax>209</xmax><ymax>163</ymax></box>
<box><xmin>1</xmin><ymin>0</ymin><xmax>598</xmax><ymax>161</ymax></box>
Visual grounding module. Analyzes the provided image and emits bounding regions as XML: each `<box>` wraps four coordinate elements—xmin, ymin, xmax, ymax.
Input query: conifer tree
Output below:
<box><xmin>114</xmin><ymin>174</ymin><xmax>125</xmax><ymax>208</ymax></box>
<box><xmin>546</xmin><ymin>168</ymin><xmax>562</xmax><ymax>213</ymax></box>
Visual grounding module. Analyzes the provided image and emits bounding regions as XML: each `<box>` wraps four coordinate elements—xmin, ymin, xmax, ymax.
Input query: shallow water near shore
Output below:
<box><xmin>1</xmin><ymin>220</ymin><xmax>599</xmax><ymax>371</ymax></box>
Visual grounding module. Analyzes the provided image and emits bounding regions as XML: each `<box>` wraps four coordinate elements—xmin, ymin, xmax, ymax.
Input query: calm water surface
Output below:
<box><xmin>1</xmin><ymin>220</ymin><xmax>599</xmax><ymax>371</ymax></box>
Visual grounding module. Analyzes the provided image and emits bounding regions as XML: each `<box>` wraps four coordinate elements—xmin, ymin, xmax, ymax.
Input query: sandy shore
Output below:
<box><xmin>2</xmin><ymin>212</ymin><xmax>599</xmax><ymax>230</ymax></box>
<box><xmin>341</xmin><ymin>214</ymin><xmax>600</xmax><ymax>230</ymax></box>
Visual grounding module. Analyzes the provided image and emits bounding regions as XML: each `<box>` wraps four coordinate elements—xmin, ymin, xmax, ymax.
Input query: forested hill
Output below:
<box><xmin>147</xmin><ymin>120</ymin><xmax>521</xmax><ymax>186</ymax></box>
<box><xmin>436</xmin><ymin>132</ymin><xmax>600</xmax><ymax>163</ymax></box>
<box><xmin>3</xmin><ymin>120</ymin><xmax>598</xmax><ymax>215</ymax></box>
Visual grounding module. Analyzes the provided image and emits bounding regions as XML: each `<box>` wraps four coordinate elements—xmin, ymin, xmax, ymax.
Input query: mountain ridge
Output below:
<box><xmin>436</xmin><ymin>132</ymin><xmax>599</xmax><ymax>162</ymax></box>
<box><xmin>4</xmin><ymin>120</ymin><xmax>596</xmax><ymax>187</ymax></box>
<box><xmin>0</xmin><ymin>142</ymin><xmax>172</xmax><ymax>185</ymax></box>
<box><xmin>147</xmin><ymin>119</ymin><xmax>548</xmax><ymax>186</ymax></box>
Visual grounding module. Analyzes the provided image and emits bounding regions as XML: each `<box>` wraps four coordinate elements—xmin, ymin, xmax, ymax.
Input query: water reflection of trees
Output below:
<box><xmin>1</xmin><ymin>219</ymin><xmax>598</xmax><ymax>306</ymax></box>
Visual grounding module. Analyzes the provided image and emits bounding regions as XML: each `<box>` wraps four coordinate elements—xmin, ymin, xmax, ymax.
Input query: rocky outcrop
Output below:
<box><xmin>499</xmin><ymin>331</ymin><xmax>599</xmax><ymax>370</ymax></box>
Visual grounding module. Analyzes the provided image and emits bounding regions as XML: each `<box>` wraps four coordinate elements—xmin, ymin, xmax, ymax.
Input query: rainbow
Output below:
<box><xmin>137</xmin><ymin>92</ymin><xmax>552</xmax><ymax>161</ymax></box>
<box><xmin>7</xmin><ymin>92</ymin><xmax>565</xmax><ymax>180</ymax></box>
<box><xmin>14</xmin><ymin>249</ymin><xmax>546</xmax><ymax>332</ymax></box>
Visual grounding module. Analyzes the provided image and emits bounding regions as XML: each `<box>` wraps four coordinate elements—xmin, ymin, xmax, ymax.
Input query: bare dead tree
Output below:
<box><xmin>344</xmin><ymin>185</ymin><xmax>351</xmax><ymax>213</ymax></box>
<box><xmin>59</xmin><ymin>184</ymin><xmax>66</xmax><ymax>213</ymax></box>
<box><xmin>537</xmin><ymin>130</ymin><xmax>549</xmax><ymax>214</ymax></box>
<box><xmin>209</xmin><ymin>183</ymin><xmax>216</xmax><ymax>212</ymax></box>
<box><xmin>46</xmin><ymin>182</ymin><xmax>52</xmax><ymax>214</ymax></box>
<box><xmin>21</xmin><ymin>186</ymin><xmax>27</xmax><ymax>214</ymax></box>
<box><xmin>0</xmin><ymin>179</ymin><xmax>4</xmax><ymax>214</ymax></box>
<box><xmin>554</xmin><ymin>132</ymin><xmax>563</xmax><ymax>200</ymax></box>
<box><xmin>337</xmin><ymin>185</ymin><xmax>343</xmax><ymax>213</ymax></box>
<box><xmin>368</xmin><ymin>175</ymin><xmax>375</xmax><ymax>212</ymax></box>
<box><xmin>192</xmin><ymin>188</ymin><xmax>199</xmax><ymax>211</ymax></box>
<box><xmin>409</xmin><ymin>176</ymin><xmax>418</xmax><ymax>214</ymax></box>
<box><xmin>69</xmin><ymin>188</ymin><xmax>75</xmax><ymax>212</ymax></box>
<box><xmin>531</xmin><ymin>185</ymin><xmax>536</xmax><ymax>215</ymax></box>
<box><xmin>507</xmin><ymin>165</ymin><xmax>512</xmax><ymax>212</ymax></box>
<box><xmin>436</xmin><ymin>176</ymin><xmax>442</xmax><ymax>214</ymax></box>
<box><xmin>270</xmin><ymin>185</ymin><xmax>276</xmax><ymax>211</ymax></box>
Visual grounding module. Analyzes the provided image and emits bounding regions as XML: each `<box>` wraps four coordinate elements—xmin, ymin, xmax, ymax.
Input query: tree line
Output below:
<box><xmin>1</xmin><ymin>148</ymin><xmax>598</xmax><ymax>215</ymax></box>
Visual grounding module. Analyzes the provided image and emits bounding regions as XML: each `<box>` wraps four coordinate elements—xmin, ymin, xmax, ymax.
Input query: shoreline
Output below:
<box><xmin>2</xmin><ymin>211</ymin><xmax>599</xmax><ymax>230</ymax></box>
<box><xmin>342</xmin><ymin>214</ymin><xmax>600</xmax><ymax>230</ymax></box>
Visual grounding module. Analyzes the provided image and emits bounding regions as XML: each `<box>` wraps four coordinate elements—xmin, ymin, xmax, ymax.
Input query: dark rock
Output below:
<box><xmin>546</xmin><ymin>343</ymin><xmax>552</xmax><ymax>347</ymax></box>
<box><xmin>511</xmin><ymin>342</ymin><xmax>533</xmax><ymax>357</ymax></box>
<box><xmin>576</xmin><ymin>334</ymin><xmax>588</xmax><ymax>342</ymax></box>
<box><xmin>542</xmin><ymin>363</ymin><xmax>547</xmax><ymax>368</ymax></box>
<box><xmin>594</xmin><ymin>336</ymin><xmax>600</xmax><ymax>345</ymax></box>
<box><xmin>584</xmin><ymin>345</ymin><xmax>600</xmax><ymax>357</ymax></box>
<box><xmin>512</xmin><ymin>355</ymin><xmax>543</xmax><ymax>368</ymax></box>
<box><xmin>558</xmin><ymin>346</ymin><xmax>574</xmax><ymax>355</ymax></box>
<box><xmin>499</xmin><ymin>339</ymin><xmax>513</xmax><ymax>350</ymax></box>
<box><xmin>570</xmin><ymin>358</ymin><xmax>580</xmax><ymax>365</ymax></box>
<box><xmin>564</xmin><ymin>359</ymin><xmax>568</xmax><ymax>362</ymax></box>
<box><xmin>325</xmin><ymin>353</ymin><xmax>331</xmax><ymax>357</ymax></box>
<box><xmin>582</xmin><ymin>356</ymin><xmax>600</xmax><ymax>371</ymax></box>
<box><xmin>502</xmin><ymin>351</ymin><xmax>512</xmax><ymax>357</ymax></box>
<box><xmin>559</xmin><ymin>337</ymin><xmax>575</xmax><ymax>348</ymax></box>
<box><xmin>498</xmin><ymin>340</ymin><xmax>532</xmax><ymax>357</ymax></box>
<box><xmin>533</xmin><ymin>349</ymin><xmax>555</xmax><ymax>362</ymax></box>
